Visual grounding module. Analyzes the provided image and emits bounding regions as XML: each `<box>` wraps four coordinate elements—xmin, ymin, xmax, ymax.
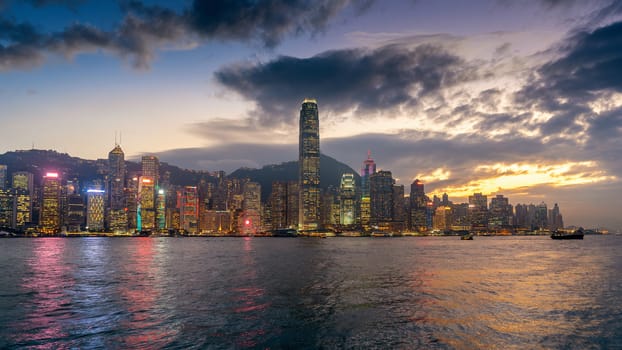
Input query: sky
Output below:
<box><xmin>2</xmin><ymin>0</ymin><xmax>622</xmax><ymax>230</ymax></box>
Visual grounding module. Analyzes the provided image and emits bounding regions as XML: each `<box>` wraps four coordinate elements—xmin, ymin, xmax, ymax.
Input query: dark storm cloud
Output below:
<box><xmin>188</xmin><ymin>0</ymin><xmax>363</xmax><ymax>48</ymax></box>
<box><xmin>515</xmin><ymin>20</ymin><xmax>622</xmax><ymax>139</ymax></box>
<box><xmin>0</xmin><ymin>0</ymin><xmax>369</xmax><ymax>70</ymax></box>
<box><xmin>24</xmin><ymin>0</ymin><xmax>85</xmax><ymax>7</ymax></box>
<box><xmin>537</xmin><ymin>21</ymin><xmax>622</xmax><ymax>98</ymax></box>
<box><xmin>215</xmin><ymin>44</ymin><xmax>475</xmax><ymax>124</ymax></box>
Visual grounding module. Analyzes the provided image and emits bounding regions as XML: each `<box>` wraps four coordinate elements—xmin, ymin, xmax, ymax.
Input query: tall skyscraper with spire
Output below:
<box><xmin>108</xmin><ymin>143</ymin><xmax>126</xmax><ymax>232</ymax></box>
<box><xmin>299</xmin><ymin>99</ymin><xmax>320</xmax><ymax>231</ymax></box>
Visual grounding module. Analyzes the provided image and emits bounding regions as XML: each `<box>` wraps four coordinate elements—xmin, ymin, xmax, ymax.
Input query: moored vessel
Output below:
<box><xmin>551</xmin><ymin>228</ymin><xmax>584</xmax><ymax>240</ymax></box>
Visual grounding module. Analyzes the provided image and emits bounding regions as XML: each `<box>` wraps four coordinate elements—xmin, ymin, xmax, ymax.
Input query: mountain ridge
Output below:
<box><xmin>0</xmin><ymin>150</ymin><xmax>360</xmax><ymax>198</ymax></box>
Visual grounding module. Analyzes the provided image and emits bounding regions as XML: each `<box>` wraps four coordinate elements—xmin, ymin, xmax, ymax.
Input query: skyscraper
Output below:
<box><xmin>392</xmin><ymin>184</ymin><xmax>405</xmax><ymax>230</ymax></box>
<box><xmin>12</xmin><ymin>172</ymin><xmax>34</xmax><ymax>193</ymax></box>
<box><xmin>468</xmin><ymin>193</ymin><xmax>488</xmax><ymax>231</ymax></box>
<box><xmin>108</xmin><ymin>144</ymin><xmax>127</xmax><ymax>232</ymax></box>
<box><xmin>86</xmin><ymin>189</ymin><xmax>105</xmax><ymax>231</ymax></box>
<box><xmin>12</xmin><ymin>171</ymin><xmax>33</xmax><ymax>229</ymax></box>
<box><xmin>535</xmin><ymin>202</ymin><xmax>548</xmax><ymax>230</ymax></box>
<box><xmin>409</xmin><ymin>179</ymin><xmax>427</xmax><ymax>232</ymax></box>
<box><xmin>489</xmin><ymin>194</ymin><xmax>513</xmax><ymax>230</ymax></box>
<box><xmin>241</xmin><ymin>181</ymin><xmax>261</xmax><ymax>234</ymax></box>
<box><xmin>370</xmin><ymin>170</ymin><xmax>394</xmax><ymax>227</ymax></box>
<box><xmin>299</xmin><ymin>99</ymin><xmax>320</xmax><ymax>231</ymax></box>
<box><xmin>137</xmin><ymin>177</ymin><xmax>155</xmax><ymax>232</ymax></box>
<box><xmin>141</xmin><ymin>156</ymin><xmax>160</xmax><ymax>185</ymax></box>
<box><xmin>269</xmin><ymin>181</ymin><xmax>290</xmax><ymax>229</ymax></box>
<box><xmin>0</xmin><ymin>165</ymin><xmax>7</xmax><ymax>190</ymax></box>
<box><xmin>548</xmin><ymin>203</ymin><xmax>564</xmax><ymax>231</ymax></box>
<box><xmin>0</xmin><ymin>188</ymin><xmax>13</xmax><ymax>228</ymax></box>
<box><xmin>360</xmin><ymin>151</ymin><xmax>376</xmax><ymax>230</ymax></box>
<box><xmin>40</xmin><ymin>172</ymin><xmax>62</xmax><ymax>234</ymax></box>
<box><xmin>339</xmin><ymin>173</ymin><xmax>357</xmax><ymax>226</ymax></box>
<box><xmin>179</xmin><ymin>186</ymin><xmax>199</xmax><ymax>234</ymax></box>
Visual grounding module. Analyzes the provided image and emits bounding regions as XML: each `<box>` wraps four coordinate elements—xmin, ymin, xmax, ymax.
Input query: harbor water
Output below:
<box><xmin>0</xmin><ymin>236</ymin><xmax>621</xmax><ymax>349</ymax></box>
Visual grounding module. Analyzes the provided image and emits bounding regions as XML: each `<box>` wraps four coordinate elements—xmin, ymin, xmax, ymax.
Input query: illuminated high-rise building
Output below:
<box><xmin>298</xmin><ymin>98</ymin><xmax>320</xmax><ymax>231</ymax></box>
<box><xmin>360</xmin><ymin>151</ymin><xmax>376</xmax><ymax>230</ymax></box>
<box><xmin>11</xmin><ymin>171</ymin><xmax>34</xmax><ymax>230</ymax></box>
<box><xmin>370</xmin><ymin>170</ymin><xmax>394</xmax><ymax>228</ymax></box>
<box><xmin>433</xmin><ymin>206</ymin><xmax>453</xmax><ymax>231</ymax></box>
<box><xmin>409</xmin><ymin>179</ymin><xmax>427</xmax><ymax>232</ymax></box>
<box><xmin>321</xmin><ymin>189</ymin><xmax>340</xmax><ymax>228</ymax></box>
<box><xmin>0</xmin><ymin>165</ymin><xmax>7</xmax><ymax>190</ymax></box>
<box><xmin>241</xmin><ymin>182</ymin><xmax>261</xmax><ymax>234</ymax></box>
<box><xmin>40</xmin><ymin>172</ymin><xmax>62</xmax><ymax>234</ymax></box>
<box><xmin>156</xmin><ymin>188</ymin><xmax>166</xmax><ymax>231</ymax></box>
<box><xmin>392</xmin><ymin>184</ymin><xmax>405</xmax><ymax>231</ymax></box>
<box><xmin>286</xmin><ymin>182</ymin><xmax>299</xmax><ymax>229</ymax></box>
<box><xmin>126</xmin><ymin>175</ymin><xmax>139</xmax><ymax>230</ymax></box>
<box><xmin>0</xmin><ymin>189</ymin><xmax>13</xmax><ymax>228</ymax></box>
<box><xmin>548</xmin><ymin>203</ymin><xmax>564</xmax><ymax>231</ymax></box>
<box><xmin>65</xmin><ymin>193</ymin><xmax>84</xmax><ymax>232</ymax></box>
<box><xmin>179</xmin><ymin>186</ymin><xmax>199</xmax><ymax>234</ymax></box>
<box><xmin>339</xmin><ymin>173</ymin><xmax>357</xmax><ymax>226</ymax></box>
<box><xmin>142</xmin><ymin>156</ymin><xmax>160</xmax><ymax>185</ymax></box>
<box><xmin>108</xmin><ymin>144</ymin><xmax>127</xmax><ymax>232</ymax></box>
<box><xmin>12</xmin><ymin>171</ymin><xmax>34</xmax><ymax>193</ymax></box>
<box><xmin>270</xmin><ymin>182</ymin><xmax>288</xmax><ymax>229</ymax></box>
<box><xmin>468</xmin><ymin>193</ymin><xmax>488</xmax><ymax>231</ymax></box>
<box><xmin>535</xmin><ymin>202</ymin><xmax>548</xmax><ymax>230</ymax></box>
<box><xmin>514</xmin><ymin>203</ymin><xmax>528</xmax><ymax>228</ymax></box>
<box><xmin>86</xmin><ymin>189</ymin><xmax>105</xmax><ymax>231</ymax></box>
<box><xmin>137</xmin><ymin>177</ymin><xmax>155</xmax><ymax>232</ymax></box>
<box><xmin>489</xmin><ymin>194</ymin><xmax>512</xmax><ymax>230</ymax></box>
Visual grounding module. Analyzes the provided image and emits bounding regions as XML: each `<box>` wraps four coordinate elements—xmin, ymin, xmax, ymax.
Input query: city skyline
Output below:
<box><xmin>2</xmin><ymin>1</ymin><xmax>622</xmax><ymax>229</ymax></box>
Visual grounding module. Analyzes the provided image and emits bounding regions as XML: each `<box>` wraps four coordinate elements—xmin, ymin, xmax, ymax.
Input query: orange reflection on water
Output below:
<box><xmin>18</xmin><ymin>238</ymin><xmax>73</xmax><ymax>349</ymax></box>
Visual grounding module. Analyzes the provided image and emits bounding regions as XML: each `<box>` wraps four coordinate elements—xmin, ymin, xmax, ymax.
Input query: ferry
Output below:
<box><xmin>460</xmin><ymin>233</ymin><xmax>474</xmax><ymax>240</ymax></box>
<box><xmin>551</xmin><ymin>228</ymin><xmax>584</xmax><ymax>240</ymax></box>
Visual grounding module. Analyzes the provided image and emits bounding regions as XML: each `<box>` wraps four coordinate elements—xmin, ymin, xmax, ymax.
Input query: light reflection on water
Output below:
<box><xmin>0</xmin><ymin>236</ymin><xmax>620</xmax><ymax>349</ymax></box>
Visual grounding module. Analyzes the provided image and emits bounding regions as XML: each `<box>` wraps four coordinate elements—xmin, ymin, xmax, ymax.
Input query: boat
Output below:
<box><xmin>551</xmin><ymin>228</ymin><xmax>584</xmax><ymax>240</ymax></box>
<box><xmin>460</xmin><ymin>233</ymin><xmax>473</xmax><ymax>240</ymax></box>
<box><xmin>272</xmin><ymin>229</ymin><xmax>298</xmax><ymax>237</ymax></box>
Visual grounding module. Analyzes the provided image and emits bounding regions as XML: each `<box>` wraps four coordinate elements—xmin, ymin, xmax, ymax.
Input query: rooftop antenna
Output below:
<box><xmin>367</xmin><ymin>149</ymin><xmax>372</xmax><ymax>159</ymax></box>
<box><xmin>120</xmin><ymin>131</ymin><xmax>122</xmax><ymax>146</ymax></box>
<box><xmin>114</xmin><ymin>130</ymin><xmax>118</xmax><ymax>146</ymax></box>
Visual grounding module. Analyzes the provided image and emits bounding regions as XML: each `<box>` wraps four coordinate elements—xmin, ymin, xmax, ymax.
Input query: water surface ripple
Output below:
<box><xmin>1</xmin><ymin>236</ymin><xmax>621</xmax><ymax>349</ymax></box>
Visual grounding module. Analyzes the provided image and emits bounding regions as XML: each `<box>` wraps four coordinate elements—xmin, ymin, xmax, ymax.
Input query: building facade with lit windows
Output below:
<box><xmin>40</xmin><ymin>172</ymin><xmax>62</xmax><ymax>234</ymax></box>
<box><xmin>141</xmin><ymin>156</ymin><xmax>160</xmax><ymax>184</ymax></box>
<box><xmin>12</xmin><ymin>171</ymin><xmax>34</xmax><ymax>229</ymax></box>
<box><xmin>339</xmin><ymin>173</ymin><xmax>357</xmax><ymax>226</ymax></box>
<box><xmin>370</xmin><ymin>170</ymin><xmax>394</xmax><ymax>229</ymax></box>
<box><xmin>108</xmin><ymin>144</ymin><xmax>127</xmax><ymax>232</ymax></box>
<box><xmin>179</xmin><ymin>186</ymin><xmax>199</xmax><ymax>234</ymax></box>
<box><xmin>0</xmin><ymin>188</ymin><xmax>13</xmax><ymax>228</ymax></box>
<box><xmin>489</xmin><ymin>194</ymin><xmax>513</xmax><ymax>230</ymax></box>
<box><xmin>138</xmin><ymin>177</ymin><xmax>155</xmax><ymax>231</ymax></box>
<box><xmin>241</xmin><ymin>182</ymin><xmax>261</xmax><ymax>234</ymax></box>
<box><xmin>360</xmin><ymin>151</ymin><xmax>376</xmax><ymax>230</ymax></box>
<box><xmin>409</xmin><ymin>179</ymin><xmax>427</xmax><ymax>232</ymax></box>
<box><xmin>0</xmin><ymin>165</ymin><xmax>6</xmax><ymax>190</ymax></box>
<box><xmin>86</xmin><ymin>189</ymin><xmax>105</xmax><ymax>231</ymax></box>
<box><xmin>298</xmin><ymin>99</ymin><xmax>320</xmax><ymax>231</ymax></box>
<box><xmin>433</xmin><ymin>206</ymin><xmax>453</xmax><ymax>231</ymax></box>
<box><xmin>468</xmin><ymin>192</ymin><xmax>488</xmax><ymax>232</ymax></box>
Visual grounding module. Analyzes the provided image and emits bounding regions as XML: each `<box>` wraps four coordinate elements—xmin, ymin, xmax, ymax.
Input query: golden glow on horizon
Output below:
<box><xmin>428</xmin><ymin>161</ymin><xmax>617</xmax><ymax>198</ymax></box>
<box><xmin>415</xmin><ymin>168</ymin><xmax>451</xmax><ymax>183</ymax></box>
